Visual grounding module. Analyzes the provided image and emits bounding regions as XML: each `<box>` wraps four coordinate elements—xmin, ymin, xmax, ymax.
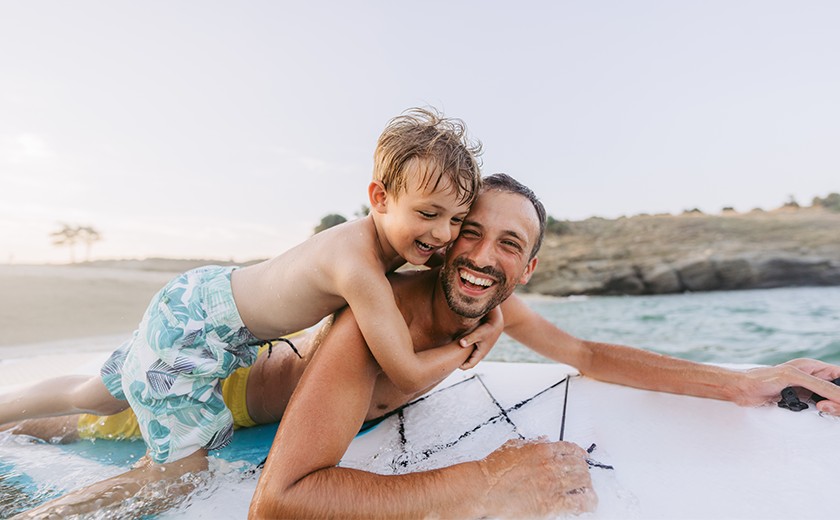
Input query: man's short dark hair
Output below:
<box><xmin>482</xmin><ymin>173</ymin><xmax>547</xmax><ymax>260</ymax></box>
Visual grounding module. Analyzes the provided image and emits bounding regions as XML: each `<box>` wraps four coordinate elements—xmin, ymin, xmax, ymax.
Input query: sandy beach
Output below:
<box><xmin>0</xmin><ymin>264</ymin><xmax>186</xmax><ymax>388</ymax></box>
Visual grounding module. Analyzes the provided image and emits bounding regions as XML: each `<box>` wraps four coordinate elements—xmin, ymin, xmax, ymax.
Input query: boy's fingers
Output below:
<box><xmin>461</xmin><ymin>351</ymin><xmax>479</xmax><ymax>370</ymax></box>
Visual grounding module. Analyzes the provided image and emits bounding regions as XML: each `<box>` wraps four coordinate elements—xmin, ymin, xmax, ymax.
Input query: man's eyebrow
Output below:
<box><xmin>461</xmin><ymin>220</ymin><xmax>527</xmax><ymax>244</ymax></box>
<box><xmin>503</xmin><ymin>229</ymin><xmax>527</xmax><ymax>246</ymax></box>
<box><xmin>462</xmin><ymin>218</ymin><xmax>482</xmax><ymax>228</ymax></box>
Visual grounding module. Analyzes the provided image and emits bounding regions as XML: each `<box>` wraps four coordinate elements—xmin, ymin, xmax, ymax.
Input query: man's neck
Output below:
<box><xmin>432</xmin><ymin>272</ymin><xmax>483</xmax><ymax>334</ymax></box>
<box><xmin>423</xmin><ymin>268</ymin><xmax>484</xmax><ymax>343</ymax></box>
<box><xmin>389</xmin><ymin>267</ymin><xmax>483</xmax><ymax>349</ymax></box>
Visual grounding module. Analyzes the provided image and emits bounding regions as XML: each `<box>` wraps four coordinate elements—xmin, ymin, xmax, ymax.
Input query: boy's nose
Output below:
<box><xmin>430</xmin><ymin>222</ymin><xmax>452</xmax><ymax>244</ymax></box>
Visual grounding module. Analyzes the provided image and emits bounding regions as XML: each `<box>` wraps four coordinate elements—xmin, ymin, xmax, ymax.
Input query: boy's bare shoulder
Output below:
<box><xmin>318</xmin><ymin>217</ymin><xmax>390</xmax><ymax>277</ymax></box>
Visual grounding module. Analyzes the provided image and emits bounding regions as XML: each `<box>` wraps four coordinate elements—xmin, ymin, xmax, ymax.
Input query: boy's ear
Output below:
<box><xmin>368</xmin><ymin>181</ymin><xmax>389</xmax><ymax>213</ymax></box>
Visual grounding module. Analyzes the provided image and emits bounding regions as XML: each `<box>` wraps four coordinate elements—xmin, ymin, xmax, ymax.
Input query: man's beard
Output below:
<box><xmin>441</xmin><ymin>257</ymin><xmax>513</xmax><ymax>319</ymax></box>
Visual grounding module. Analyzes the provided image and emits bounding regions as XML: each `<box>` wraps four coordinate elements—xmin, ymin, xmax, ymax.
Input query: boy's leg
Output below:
<box><xmin>0</xmin><ymin>375</ymin><xmax>127</xmax><ymax>426</ymax></box>
<box><xmin>16</xmin><ymin>448</ymin><xmax>209</xmax><ymax>518</ymax></box>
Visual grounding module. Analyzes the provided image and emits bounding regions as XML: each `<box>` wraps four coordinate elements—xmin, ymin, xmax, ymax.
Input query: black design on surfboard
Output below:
<box><xmin>381</xmin><ymin>373</ymin><xmax>613</xmax><ymax>472</ymax></box>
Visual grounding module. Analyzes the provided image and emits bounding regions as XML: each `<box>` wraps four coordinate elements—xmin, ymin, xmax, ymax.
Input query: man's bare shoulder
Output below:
<box><xmin>386</xmin><ymin>267</ymin><xmax>439</xmax><ymax>304</ymax></box>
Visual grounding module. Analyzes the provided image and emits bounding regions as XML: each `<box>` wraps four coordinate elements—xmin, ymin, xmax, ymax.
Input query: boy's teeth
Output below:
<box><xmin>416</xmin><ymin>241</ymin><xmax>433</xmax><ymax>252</ymax></box>
<box><xmin>461</xmin><ymin>271</ymin><xmax>493</xmax><ymax>287</ymax></box>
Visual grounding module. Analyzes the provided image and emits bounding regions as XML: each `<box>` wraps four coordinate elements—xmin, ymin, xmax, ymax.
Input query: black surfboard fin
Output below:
<box><xmin>778</xmin><ymin>386</ymin><xmax>808</xmax><ymax>412</ymax></box>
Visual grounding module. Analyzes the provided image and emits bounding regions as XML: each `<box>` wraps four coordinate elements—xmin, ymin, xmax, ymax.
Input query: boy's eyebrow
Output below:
<box><xmin>427</xmin><ymin>202</ymin><xmax>469</xmax><ymax>214</ymax></box>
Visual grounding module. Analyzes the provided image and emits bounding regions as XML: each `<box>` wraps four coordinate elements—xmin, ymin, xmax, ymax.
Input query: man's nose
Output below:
<box><xmin>468</xmin><ymin>238</ymin><xmax>494</xmax><ymax>268</ymax></box>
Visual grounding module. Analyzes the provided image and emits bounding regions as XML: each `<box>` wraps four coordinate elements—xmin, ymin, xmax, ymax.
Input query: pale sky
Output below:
<box><xmin>2</xmin><ymin>1</ymin><xmax>838</xmax><ymax>264</ymax></box>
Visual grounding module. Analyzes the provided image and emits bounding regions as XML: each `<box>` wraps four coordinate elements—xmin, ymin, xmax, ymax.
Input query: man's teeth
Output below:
<box><xmin>461</xmin><ymin>271</ymin><xmax>493</xmax><ymax>287</ymax></box>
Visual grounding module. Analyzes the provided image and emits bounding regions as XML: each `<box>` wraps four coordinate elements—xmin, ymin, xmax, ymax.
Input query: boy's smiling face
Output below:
<box><xmin>373</xmin><ymin>158</ymin><xmax>471</xmax><ymax>266</ymax></box>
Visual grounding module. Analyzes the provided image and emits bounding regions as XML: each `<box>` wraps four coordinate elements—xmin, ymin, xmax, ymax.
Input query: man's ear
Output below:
<box><xmin>517</xmin><ymin>256</ymin><xmax>538</xmax><ymax>285</ymax></box>
<box><xmin>368</xmin><ymin>181</ymin><xmax>389</xmax><ymax>214</ymax></box>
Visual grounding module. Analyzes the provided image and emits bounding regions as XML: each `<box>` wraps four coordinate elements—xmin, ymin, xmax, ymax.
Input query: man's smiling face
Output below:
<box><xmin>440</xmin><ymin>188</ymin><xmax>540</xmax><ymax>318</ymax></box>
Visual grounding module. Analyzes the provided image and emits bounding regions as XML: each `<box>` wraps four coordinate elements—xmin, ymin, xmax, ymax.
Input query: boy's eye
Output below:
<box><xmin>451</xmin><ymin>217</ymin><xmax>464</xmax><ymax>224</ymax></box>
<box><xmin>419</xmin><ymin>211</ymin><xmax>436</xmax><ymax>218</ymax></box>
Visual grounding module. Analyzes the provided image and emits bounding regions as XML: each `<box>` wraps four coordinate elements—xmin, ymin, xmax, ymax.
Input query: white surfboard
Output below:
<box><xmin>3</xmin><ymin>360</ymin><xmax>839</xmax><ymax>519</ymax></box>
<box><xmin>341</xmin><ymin>361</ymin><xmax>840</xmax><ymax>520</ymax></box>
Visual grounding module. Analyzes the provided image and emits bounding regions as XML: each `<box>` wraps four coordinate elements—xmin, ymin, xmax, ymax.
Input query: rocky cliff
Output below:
<box><xmin>524</xmin><ymin>207</ymin><xmax>840</xmax><ymax>296</ymax></box>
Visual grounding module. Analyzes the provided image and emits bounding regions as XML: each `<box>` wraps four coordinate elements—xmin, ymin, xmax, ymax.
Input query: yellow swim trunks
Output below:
<box><xmin>79</xmin><ymin>341</ymin><xmax>283</xmax><ymax>441</ymax></box>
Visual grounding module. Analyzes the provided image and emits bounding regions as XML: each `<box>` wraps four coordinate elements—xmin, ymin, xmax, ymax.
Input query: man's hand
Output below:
<box><xmin>459</xmin><ymin>306</ymin><xmax>504</xmax><ymax>370</ymax></box>
<box><xmin>736</xmin><ymin>358</ymin><xmax>840</xmax><ymax>414</ymax></box>
<box><xmin>475</xmin><ymin>438</ymin><xmax>597</xmax><ymax>519</ymax></box>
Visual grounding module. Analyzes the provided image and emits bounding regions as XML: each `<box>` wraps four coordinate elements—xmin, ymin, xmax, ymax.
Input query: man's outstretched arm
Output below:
<box><xmin>500</xmin><ymin>293</ymin><xmax>840</xmax><ymax>413</ymax></box>
<box><xmin>249</xmin><ymin>308</ymin><xmax>595</xmax><ymax>520</ymax></box>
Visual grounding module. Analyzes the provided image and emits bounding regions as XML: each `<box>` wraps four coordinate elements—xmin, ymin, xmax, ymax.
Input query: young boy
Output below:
<box><xmin>1</xmin><ymin>107</ymin><xmax>501</xmax><ymax>469</ymax></box>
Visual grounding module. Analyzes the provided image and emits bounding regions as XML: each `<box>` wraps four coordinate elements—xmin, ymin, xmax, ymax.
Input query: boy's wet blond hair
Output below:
<box><xmin>374</xmin><ymin>107</ymin><xmax>483</xmax><ymax>206</ymax></box>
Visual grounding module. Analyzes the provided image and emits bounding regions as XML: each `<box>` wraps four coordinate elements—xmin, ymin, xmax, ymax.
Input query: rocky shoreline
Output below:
<box><xmin>524</xmin><ymin>207</ymin><xmax>840</xmax><ymax>296</ymax></box>
<box><xmin>60</xmin><ymin>207</ymin><xmax>840</xmax><ymax>298</ymax></box>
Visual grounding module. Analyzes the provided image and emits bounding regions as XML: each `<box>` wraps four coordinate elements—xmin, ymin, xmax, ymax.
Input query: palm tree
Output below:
<box><xmin>78</xmin><ymin>226</ymin><xmax>103</xmax><ymax>261</ymax></box>
<box><xmin>50</xmin><ymin>223</ymin><xmax>80</xmax><ymax>263</ymax></box>
<box><xmin>50</xmin><ymin>224</ymin><xmax>103</xmax><ymax>263</ymax></box>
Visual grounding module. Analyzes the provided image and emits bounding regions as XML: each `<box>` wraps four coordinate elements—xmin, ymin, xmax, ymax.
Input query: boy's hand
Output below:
<box><xmin>459</xmin><ymin>306</ymin><xmax>504</xmax><ymax>370</ymax></box>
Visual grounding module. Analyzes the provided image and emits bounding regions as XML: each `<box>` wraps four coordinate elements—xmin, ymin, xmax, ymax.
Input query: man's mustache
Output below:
<box><xmin>450</xmin><ymin>258</ymin><xmax>506</xmax><ymax>286</ymax></box>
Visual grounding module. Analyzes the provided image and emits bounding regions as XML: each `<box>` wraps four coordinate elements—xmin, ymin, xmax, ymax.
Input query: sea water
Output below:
<box><xmin>491</xmin><ymin>286</ymin><xmax>840</xmax><ymax>366</ymax></box>
<box><xmin>3</xmin><ymin>286</ymin><xmax>839</xmax><ymax>519</ymax></box>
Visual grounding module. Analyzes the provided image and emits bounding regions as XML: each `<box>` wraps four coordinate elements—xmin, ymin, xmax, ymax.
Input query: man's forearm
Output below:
<box><xmin>250</xmin><ymin>462</ymin><xmax>484</xmax><ymax>520</ymax></box>
<box><xmin>577</xmin><ymin>339</ymin><xmax>742</xmax><ymax>401</ymax></box>
<box><xmin>502</xmin><ymin>295</ymin><xmax>744</xmax><ymax>402</ymax></box>
<box><xmin>250</xmin><ymin>439</ymin><xmax>597</xmax><ymax>520</ymax></box>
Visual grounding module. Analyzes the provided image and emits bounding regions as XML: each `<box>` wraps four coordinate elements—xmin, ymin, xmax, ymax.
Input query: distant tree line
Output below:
<box><xmin>313</xmin><ymin>205</ymin><xmax>370</xmax><ymax>235</ymax></box>
<box><xmin>315</xmin><ymin>209</ymin><xmax>572</xmax><ymax>237</ymax></box>
<box><xmin>546</xmin><ymin>216</ymin><xmax>570</xmax><ymax>235</ymax></box>
<box><xmin>813</xmin><ymin>193</ymin><xmax>840</xmax><ymax>211</ymax></box>
<box><xmin>314</xmin><ymin>193</ymin><xmax>840</xmax><ymax>239</ymax></box>
<box><xmin>51</xmin><ymin>223</ymin><xmax>102</xmax><ymax>263</ymax></box>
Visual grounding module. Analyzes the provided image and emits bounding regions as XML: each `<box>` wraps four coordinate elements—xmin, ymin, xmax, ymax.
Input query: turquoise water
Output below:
<box><xmin>490</xmin><ymin>286</ymin><xmax>840</xmax><ymax>366</ymax></box>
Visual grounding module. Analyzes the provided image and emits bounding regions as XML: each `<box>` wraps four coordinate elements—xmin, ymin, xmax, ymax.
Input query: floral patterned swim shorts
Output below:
<box><xmin>100</xmin><ymin>265</ymin><xmax>259</xmax><ymax>464</ymax></box>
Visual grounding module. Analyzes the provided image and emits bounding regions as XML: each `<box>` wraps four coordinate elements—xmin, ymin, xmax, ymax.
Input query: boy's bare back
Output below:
<box><xmin>230</xmin><ymin>215</ymin><xmax>391</xmax><ymax>340</ymax></box>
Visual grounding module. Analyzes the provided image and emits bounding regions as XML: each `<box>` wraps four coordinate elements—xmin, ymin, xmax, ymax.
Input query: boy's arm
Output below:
<box><xmin>340</xmin><ymin>270</ymin><xmax>472</xmax><ymax>394</ymax></box>
<box><xmin>499</xmin><ymin>293</ymin><xmax>840</xmax><ymax>412</ymax></box>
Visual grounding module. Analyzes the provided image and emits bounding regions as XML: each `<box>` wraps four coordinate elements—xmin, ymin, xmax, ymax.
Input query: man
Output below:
<box><xmin>247</xmin><ymin>174</ymin><xmax>840</xmax><ymax>519</ymax></box>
